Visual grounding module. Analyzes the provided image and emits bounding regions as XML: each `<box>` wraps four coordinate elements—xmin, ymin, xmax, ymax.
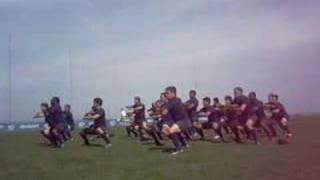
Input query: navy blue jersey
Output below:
<box><xmin>94</xmin><ymin>108</ymin><xmax>106</xmax><ymax>127</ymax></box>
<box><xmin>44</xmin><ymin>112</ymin><xmax>55</xmax><ymax>127</ymax></box>
<box><xmin>133</xmin><ymin>103</ymin><xmax>146</xmax><ymax>121</ymax></box>
<box><xmin>198</xmin><ymin>106</ymin><xmax>219</xmax><ymax>122</ymax></box>
<box><xmin>64</xmin><ymin>111</ymin><xmax>75</xmax><ymax>126</ymax></box>
<box><xmin>165</xmin><ymin>97</ymin><xmax>189</xmax><ymax>122</ymax></box>
<box><xmin>185</xmin><ymin>97</ymin><xmax>199</xmax><ymax>119</ymax></box>
<box><xmin>233</xmin><ymin>95</ymin><xmax>253</xmax><ymax>117</ymax></box>
<box><xmin>250</xmin><ymin>99</ymin><xmax>266</xmax><ymax>119</ymax></box>
<box><xmin>49</xmin><ymin>104</ymin><xmax>66</xmax><ymax>125</ymax></box>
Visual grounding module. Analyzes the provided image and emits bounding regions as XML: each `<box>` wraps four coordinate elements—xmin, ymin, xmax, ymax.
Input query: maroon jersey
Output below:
<box><xmin>273</xmin><ymin>102</ymin><xmax>289</xmax><ymax>121</ymax></box>
<box><xmin>233</xmin><ymin>95</ymin><xmax>252</xmax><ymax>116</ymax></box>
<box><xmin>198</xmin><ymin>106</ymin><xmax>218</xmax><ymax>122</ymax></box>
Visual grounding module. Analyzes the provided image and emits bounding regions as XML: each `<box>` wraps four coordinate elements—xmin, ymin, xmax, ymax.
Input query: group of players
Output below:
<box><xmin>125</xmin><ymin>86</ymin><xmax>292</xmax><ymax>155</ymax></box>
<box><xmin>34</xmin><ymin>86</ymin><xmax>292</xmax><ymax>155</ymax></box>
<box><xmin>33</xmin><ymin>97</ymin><xmax>75</xmax><ymax>148</ymax></box>
<box><xmin>34</xmin><ymin>97</ymin><xmax>112</xmax><ymax>149</ymax></box>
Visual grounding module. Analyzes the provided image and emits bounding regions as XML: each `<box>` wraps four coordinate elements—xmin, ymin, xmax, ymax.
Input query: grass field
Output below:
<box><xmin>0</xmin><ymin>115</ymin><xmax>319</xmax><ymax>180</ymax></box>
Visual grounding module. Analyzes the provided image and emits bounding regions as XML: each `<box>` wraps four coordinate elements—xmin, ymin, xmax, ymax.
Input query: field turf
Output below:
<box><xmin>0</xmin><ymin>115</ymin><xmax>319</xmax><ymax>180</ymax></box>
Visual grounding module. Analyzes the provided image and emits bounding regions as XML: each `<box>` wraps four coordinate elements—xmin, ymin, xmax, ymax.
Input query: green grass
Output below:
<box><xmin>0</xmin><ymin>116</ymin><xmax>319</xmax><ymax>180</ymax></box>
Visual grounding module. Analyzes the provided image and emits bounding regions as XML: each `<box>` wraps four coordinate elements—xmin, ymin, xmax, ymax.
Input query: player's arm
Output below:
<box><xmin>85</xmin><ymin>113</ymin><xmax>101</xmax><ymax>121</ymax></box>
<box><xmin>33</xmin><ymin>112</ymin><xmax>44</xmax><ymax>119</ymax></box>
<box><xmin>133</xmin><ymin>105</ymin><xmax>144</xmax><ymax>111</ymax></box>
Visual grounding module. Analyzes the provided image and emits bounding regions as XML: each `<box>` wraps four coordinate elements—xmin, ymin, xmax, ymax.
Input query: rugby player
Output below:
<box><xmin>79</xmin><ymin>97</ymin><xmax>112</xmax><ymax>148</ymax></box>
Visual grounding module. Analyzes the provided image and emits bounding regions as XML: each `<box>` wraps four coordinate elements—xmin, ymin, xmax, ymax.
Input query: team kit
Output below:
<box><xmin>34</xmin><ymin>86</ymin><xmax>292</xmax><ymax>155</ymax></box>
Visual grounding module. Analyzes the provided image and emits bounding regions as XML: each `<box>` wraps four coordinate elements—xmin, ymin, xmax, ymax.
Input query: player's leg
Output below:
<box><xmin>79</xmin><ymin>127</ymin><xmax>92</xmax><ymax>145</ymax></box>
<box><xmin>95</xmin><ymin>127</ymin><xmax>111</xmax><ymax>148</ymax></box>
<box><xmin>193</xmin><ymin>121</ymin><xmax>205</xmax><ymax>140</ymax></box>
<box><xmin>279</xmin><ymin>117</ymin><xmax>292</xmax><ymax>138</ymax></box>
<box><xmin>168</xmin><ymin>123</ymin><xmax>183</xmax><ymax>154</ymax></box>
<box><xmin>212</xmin><ymin>121</ymin><xmax>225</xmax><ymax>141</ymax></box>
<box><xmin>145</xmin><ymin>123</ymin><xmax>163</xmax><ymax>146</ymax></box>
<box><xmin>246</xmin><ymin>118</ymin><xmax>259</xmax><ymax>144</ymax></box>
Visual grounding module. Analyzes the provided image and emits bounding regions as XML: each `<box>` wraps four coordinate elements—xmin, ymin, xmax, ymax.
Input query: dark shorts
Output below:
<box><xmin>227</xmin><ymin>119</ymin><xmax>240</xmax><ymax>128</ymax></box>
<box><xmin>175</xmin><ymin>119</ymin><xmax>191</xmax><ymax>131</ymax></box>
<box><xmin>54</xmin><ymin>123</ymin><xmax>68</xmax><ymax>132</ymax></box>
<box><xmin>239</xmin><ymin>114</ymin><xmax>250</xmax><ymax>125</ymax></box>
<box><xmin>83</xmin><ymin>125</ymin><xmax>106</xmax><ymax>135</ymax></box>
<box><xmin>134</xmin><ymin>119</ymin><xmax>145</xmax><ymax>126</ymax></box>
<box><xmin>273</xmin><ymin>114</ymin><xmax>290</xmax><ymax>122</ymax></box>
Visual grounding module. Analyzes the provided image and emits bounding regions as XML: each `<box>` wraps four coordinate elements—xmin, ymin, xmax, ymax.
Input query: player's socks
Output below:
<box><xmin>65</xmin><ymin>131</ymin><xmax>72</xmax><ymax>139</ymax></box>
<box><xmin>250</xmin><ymin>129</ymin><xmax>259</xmax><ymax>144</ymax></box>
<box><xmin>184</xmin><ymin>131</ymin><xmax>192</xmax><ymax>141</ymax></box>
<box><xmin>196</xmin><ymin>128</ymin><xmax>205</xmax><ymax>139</ymax></box>
<box><xmin>214</xmin><ymin>127</ymin><xmax>224</xmax><ymax>140</ymax></box>
<box><xmin>231</xmin><ymin>127</ymin><xmax>242</xmax><ymax>143</ymax></box>
<box><xmin>268</xmin><ymin>124</ymin><xmax>277</xmax><ymax>137</ymax></box>
<box><xmin>244</xmin><ymin>127</ymin><xmax>251</xmax><ymax>139</ymax></box>
<box><xmin>41</xmin><ymin>131</ymin><xmax>54</xmax><ymax>145</ymax></box>
<box><xmin>147</xmin><ymin>128</ymin><xmax>162</xmax><ymax>146</ymax></box>
<box><xmin>157</xmin><ymin>131</ymin><xmax>163</xmax><ymax>140</ymax></box>
<box><xmin>178</xmin><ymin>133</ymin><xmax>188</xmax><ymax>147</ymax></box>
<box><xmin>126</xmin><ymin>126</ymin><xmax>132</xmax><ymax>137</ymax></box>
<box><xmin>169</xmin><ymin>133</ymin><xmax>182</xmax><ymax>151</ymax></box>
<box><xmin>280</xmin><ymin>125</ymin><xmax>292</xmax><ymax>137</ymax></box>
<box><xmin>79</xmin><ymin>132</ymin><xmax>90</xmax><ymax>145</ymax></box>
<box><xmin>101</xmin><ymin>133</ymin><xmax>111</xmax><ymax>145</ymax></box>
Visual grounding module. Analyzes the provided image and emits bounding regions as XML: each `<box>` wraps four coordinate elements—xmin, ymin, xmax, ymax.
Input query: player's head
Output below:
<box><xmin>40</xmin><ymin>102</ymin><xmax>49</xmax><ymax>112</ymax></box>
<box><xmin>50</xmin><ymin>96</ymin><xmax>60</xmax><ymax>106</ymax></box>
<box><xmin>160</xmin><ymin>92</ymin><xmax>167</xmax><ymax>102</ymax></box>
<box><xmin>272</xmin><ymin>94</ymin><xmax>279</xmax><ymax>102</ymax></box>
<box><xmin>233</xmin><ymin>87</ymin><xmax>243</xmax><ymax>97</ymax></box>
<box><xmin>224</xmin><ymin>95</ymin><xmax>233</xmax><ymax>105</ymax></box>
<box><xmin>213</xmin><ymin>97</ymin><xmax>219</xmax><ymax>104</ymax></box>
<box><xmin>203</xmin><ymin>97</ymin><xmax>211</xmax><ymax>107</ymax></box>
<box><xmin>134</xmin><ymin>96</ymin><xmax>141</xmax><ymax>104</ymax></box>
<box><xmin>93</xmin><ymin>97</ymin><xmax>103</xmax><ymax>108</ymax></box>
<box><xmin>189</xmin><ymin>90</ymin><xmax>197</xmax><ymax>98</ymax></box>
<box><xmin>165</xmin><ymin>86</ymin><xmax>177</xmax><ymax>99</ymax></box>
<box><xmin>249</xmin><ymin>91</ymin><xmax>256</xmax><ymax>99</ymax></box>
<box><xmin>268</xmin><ymin>93</ymin><xmax>274</xmax><ymax>103</ymax></box>
<box><xmin>64</xmin><ymin>104</ymin><xmax>71</xmax><ymax>112</ymax></box>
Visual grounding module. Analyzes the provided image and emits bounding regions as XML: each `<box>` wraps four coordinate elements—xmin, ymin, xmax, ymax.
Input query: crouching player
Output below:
<box><xmin>144</xmin><ymin>101</ymin><xmax>164</xmax><ymax>146</ymax></box>
<box><xmin>193</xmin><ymin>97</ymin><xmax>224</xmax><ymax>141</ymax></box>
<box><xmin>48</xmin><ymin>97</ymin><xmax>68</xmax><ymax>148</ymax></box>
<box><xmin>223</xmin><ymin>96</ymin><xmax>242</xmax><ymax>143</ymax></box>
<box><xmin>270</xmin><ymin>94</ymin><xmax>293</xmax><ymax>140</ymax></box>
<box><xmin>248</xmin><ymin>92</ymin><xmax>272</xmax><ymax>140</ymax></box>
<box><xmin>33</xmin><ymin>102</ymin><xmax>55</xmax><ymax>145</ymax></box>
<box><xmin>125</xmin><ymin>97</ymin><xmax>148</xmax><ymax>141</ymax></box>
<box><xmin>63</xmin><ymin>104</ymin><xmax>75</xmax><ymax>140</ymax></box>
<box><xmin>233</xmin><ymin>87</ymin><xmax>259</xmax><ymax>144</ymax></box>
<box><xmin>161</xmin><ymin>86</ymin><xmax>191</xmax><ymax>155</ymax></box>
<box><xmin>79</xmin><ymin>97</ymin><xmax>112</xmax><ymax>149</ymax></box>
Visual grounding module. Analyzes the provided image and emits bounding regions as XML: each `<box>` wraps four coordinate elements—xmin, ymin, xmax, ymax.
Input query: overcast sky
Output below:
<box><xmin>0</xmin><ymin>0</ymin><xmax>319</xmax><ymax>122</ymax></box>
